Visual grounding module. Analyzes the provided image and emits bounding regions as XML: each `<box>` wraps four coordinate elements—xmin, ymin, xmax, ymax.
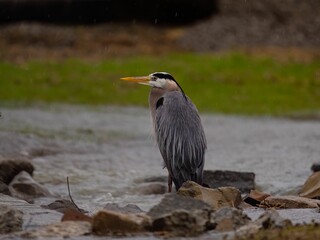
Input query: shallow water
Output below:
<box><xmin>1</xmin><ymin>105</ymin><xmax>320</xmax><ymax>213</ymax></box>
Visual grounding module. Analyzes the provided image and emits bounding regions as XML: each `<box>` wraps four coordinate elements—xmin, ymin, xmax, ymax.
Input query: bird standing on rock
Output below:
<box><xmin>121</xmin><ymin>72</ymin><xmax>206</xmax><ymax>192</ymax></box>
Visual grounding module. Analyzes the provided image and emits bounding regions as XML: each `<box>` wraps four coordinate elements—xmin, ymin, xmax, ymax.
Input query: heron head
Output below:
<box><xmin>121</xmin><ymin>72</ymin><xmax>182</xmax><ymax>91</ymax></box>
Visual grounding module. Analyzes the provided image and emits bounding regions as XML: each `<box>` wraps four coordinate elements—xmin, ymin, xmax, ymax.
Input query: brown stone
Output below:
<box><xmin>244</xmin><ymin>190</ymin><xmax>271</xmax><ymax>207</ymax></box>
<box><xmin>299</xmin><ymin>171</ymin><xmax>320</xmax><ymax>199</ymax></box>
<box><xmin>260</xmin><ymin>195</ymin><xmax>320</xmax><ymax>209</ymax></box>
<box><xmin>177</xmin><ymin>181</ymin><xmax>242</xmax><ymax>209</ymax></box>
<box><xmin>92</xmin><ymin>210</ymin><xmax>150</xmax><ymax>235</ymax></box>
<box><xmin>61</xmin><ymin>209</ymin><xmax>93</xmax><ymax>223</ymax></box>
<box><xmin>0</xmin><ymin>159</ymin><xmax>34</xmax><ymax>184</ymax></box>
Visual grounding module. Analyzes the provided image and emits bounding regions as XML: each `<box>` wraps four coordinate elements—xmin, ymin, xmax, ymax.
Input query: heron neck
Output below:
<box><xmin>149</xmin><ymin>87</ymin><xmax>165</xmax><ymax>124</ymax></box>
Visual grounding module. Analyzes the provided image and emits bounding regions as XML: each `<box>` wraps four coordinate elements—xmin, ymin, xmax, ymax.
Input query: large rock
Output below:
<box><xmin>0</xmin><ymin>204</ymin><xmax>23</xmax><ymax>234</ymax></box>
<box><xmin>0</xmin><ymin>159</ymin><xmax>34</xmax><ymax>187</ymax></box>
<box><xmin>211</xmin><ymin>207</ymin><xmax>250</xmax><ymax>232</ymax></box>
<box><xmin>177</xmin><ymin>181</ymin><xmax>242</xmax><ymax>210</ymax></box>
<box><xmin>299</xmin><ymin>171</ymin><xmax>320</xmax><ymax>199</ymax></box>
<box><xmin>147</xmin><ymin>193</ymin><xmax>214</xmax><ymax>236</ymax></box>
<box><xmin>8</xmin><ymin>171</ymin><xmax>55</xmax><ymax>202</ymax></box>
<box><xmin>203</xmin><ymin>170</ymin><xmax>255</xmax><ymax>194</ymax></box>
<box><xmin>151</xmin><ymin>209</ymin><xmax>213</xmax><ymax>237</ymax></box>
<box><xmin>92</xmin><ymin>210</ymin><xmax>150</xmax><ymax>235</ymax></box>
<box><xmin>147</xmin><ymin>192</ymin><xmax>212</xmax><ymax>219</ymax></box>
<box><xmin>260</xmin><ymin>196</ymin><xmax>320</xmax><ymax>209</ymax></box>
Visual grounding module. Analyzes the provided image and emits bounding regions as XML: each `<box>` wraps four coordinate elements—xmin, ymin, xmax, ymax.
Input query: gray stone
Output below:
<box><xmin>147</xmin><ymin>193</ymin><xmax>212</xmax><ymax>219</ymax></box>
<box><xmin>0</xmin><ymin>193</ymin><xmax>62</xmax><ymax>230</ymax></box>
<box><xmin>147</xmin><ymin>194</ymin><xmax>214</xmax><ymax>236</ymax></box>
<box><xmin>151</xmin><ymin>209</ymin><xmax>213</xmax><ymax>237</ymax></box>
<box><xmin>255</xmin><ymin>209</ymin><xmax>292</xmax><ymax>229</ymax></box>
<box><xmin>0</xmin><ymin>204</ymin><xmax>23</xmax><ymax>234</ymax></box>
<box><xmin>212</xmin><ymin>207</ymin><xmax>250</xmax><ymax>232</ymax></box>
<box><xmin>203</xmin><ymin>170</ymin><xmax>255</xmax><ymax>194</ymax></box>
<box><xmin>236</xmin><ymin>209</ymin><xmax>292</xmax><ymax>237</ymax></box>
<box><xmin>8</xmin><ymin>171</ymin><xmax>56</xmax><ymax>202</ymax></box>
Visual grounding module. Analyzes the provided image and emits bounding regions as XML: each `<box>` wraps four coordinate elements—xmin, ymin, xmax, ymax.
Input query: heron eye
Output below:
<box><xmin>151</xmin><ymin>76</ymin><xmax>157</xmax><ymax>81</ymax></box>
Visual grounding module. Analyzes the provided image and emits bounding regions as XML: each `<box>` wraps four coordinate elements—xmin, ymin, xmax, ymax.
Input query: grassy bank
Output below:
<box><xmin>1</xmin><ymin>53</ymin><xmax>320</xmax><ymax>115</ymax></box>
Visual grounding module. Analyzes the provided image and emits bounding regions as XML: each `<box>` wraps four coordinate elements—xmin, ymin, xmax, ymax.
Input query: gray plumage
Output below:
<box><xmin>153</xmin><ymin>91</ymin><xmax>206</xmax><ymax>190</ymax></box>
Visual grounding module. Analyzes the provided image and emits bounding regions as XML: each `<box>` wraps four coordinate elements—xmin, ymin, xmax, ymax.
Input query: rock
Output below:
<box><xmin>8</xmin><ymin>171</ymin><xmax>55</xmax><ymax>202</ymax></box>
<box><xmin>11</xmin><ymin>221</ymin><xmax>91</xmax><ymax>238</ymax></box>
<box><xmin>61</xmin><ymin>209</ymin><xmax>93</xmax><ymax>223</ymax></box>
<box><xmin>147</xmin><ymin>192</ymin><xmax>212</xmax><ymax>219</ymax></box>
<box><xmin>0</xmin><ymin>204</ymin><xmax>23</xmax><ymax>234</ymax></box>
<box><xmin>203</xmin><ymin>170</ymin><xmax>255</xmax><ymax>194</ymax></box>
<box><xmin>0</xmin><ymin>159</ymin><xmax>34</xmax><ymax>184</ymax></box>
<box><xmin>244</xmin><ymin>207</ymin><xmax>320</xmax><ymax>225</ymax></box>
<box><xmin>131</xmin><ymin>182</ymin><xmax>167</xmax><ymax>195</ymax></box>
<box><xmin>299</xmin><ymin>171</ymin><xmax>320</xmax><ymax>199</ymax></box>
<box><xmin>237</xmin><ymin>209</ymin><xmax>292</xmax><ymax>237</ymax></box>
<box><xmin>0</xmin><ymin>193</ymin><xmax>62</xmax><ymax>230</ymax></box>
<box><xmin>104</xmin><ymin>203</ymin><xmax>145</xmax><ymax>214</ymax></box>
<box><xmin>311</xmin><ymin>163</ymin><xmax>320</xmax><ymax>172</ymax></box>
<box><xmin>260</xmin><ymin>196</ymin><xmax>320</xmax><ymax>209</ymax></box>
<box><xmin>255</xmin><ymin>210</ymin><xmax>292</xmax><ymax>229</ymax></box>
<box><xmin>147</xmin><ymin>193</ymin><xmax>214</xmax><ymax>236</ymax></box>
<box><xmin>0</xmin><ymin>181</ymin><xmax>9</xmax><ymax>195</ymax></box>
<box><xmin>41</xmin><ymin>199</ymin><xmax>87</xmax><ymax>213</ymax></box>
<box><xmin>212</xmin><ymin>207</ymin><xmax>250</xmax><ymax>232</ymax></box>
<box><xmin>244</xmin><ymin>190</ymin><xmax>271</xmax><ymax>207</ymax></box>
<box><xmin>92</xmin><ymin>210</ymin><xmax>150</xmax><ymax>235</ymax></box>
<box><xmin>177</xmin><ymin>181</ymin><xmax>242</xmax><ymax>210</ymax></box>
<box><xmin>151</xmin><ymin>209</ymin><xmax>213</xmax><ymax>237</ymax></box>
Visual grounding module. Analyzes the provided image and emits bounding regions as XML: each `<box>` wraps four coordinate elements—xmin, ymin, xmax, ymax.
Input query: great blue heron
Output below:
<box><xmin>121</xmin><ymin>72</ymin><xmax>206</xmax><ymax>192</ymax></box>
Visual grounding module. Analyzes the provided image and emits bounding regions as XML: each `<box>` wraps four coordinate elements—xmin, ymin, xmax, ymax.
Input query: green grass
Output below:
<box><xmin>1</xmin><ymin>53</ymin><xmax>320</xmax><ymax>115</ymax></box>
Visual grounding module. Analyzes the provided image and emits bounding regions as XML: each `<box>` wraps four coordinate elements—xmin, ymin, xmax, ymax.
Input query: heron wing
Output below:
<box><xmin>154</xmin><ymin>91</ymin><xmax>207</xmax><ymax>189</ymax></box>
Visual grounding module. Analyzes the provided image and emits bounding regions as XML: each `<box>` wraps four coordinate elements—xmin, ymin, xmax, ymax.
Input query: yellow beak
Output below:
<box><xmin>120</xmin><ymin>76</ymin><xmax>151</xmax><ymax>83</ymax></box>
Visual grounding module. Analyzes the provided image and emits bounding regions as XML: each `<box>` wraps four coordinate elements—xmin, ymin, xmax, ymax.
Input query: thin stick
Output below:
<box><xmin>67</xmin><ymin>176</ymin><xmax>81</xmax><ymax>212</ymax></box>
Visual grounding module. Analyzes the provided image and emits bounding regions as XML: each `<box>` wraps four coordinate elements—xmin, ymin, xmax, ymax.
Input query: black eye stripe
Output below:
<box><xmin>152</xmin><ymin>73</ymin><xmax>175</xmax><ymax>81</ymax></box>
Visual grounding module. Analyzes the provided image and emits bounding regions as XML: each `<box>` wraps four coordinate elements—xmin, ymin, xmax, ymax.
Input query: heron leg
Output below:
<box><xmin>168</xmin><ymin>174</ymin><xmax>172</xmax><ymax>193</ymax></box>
